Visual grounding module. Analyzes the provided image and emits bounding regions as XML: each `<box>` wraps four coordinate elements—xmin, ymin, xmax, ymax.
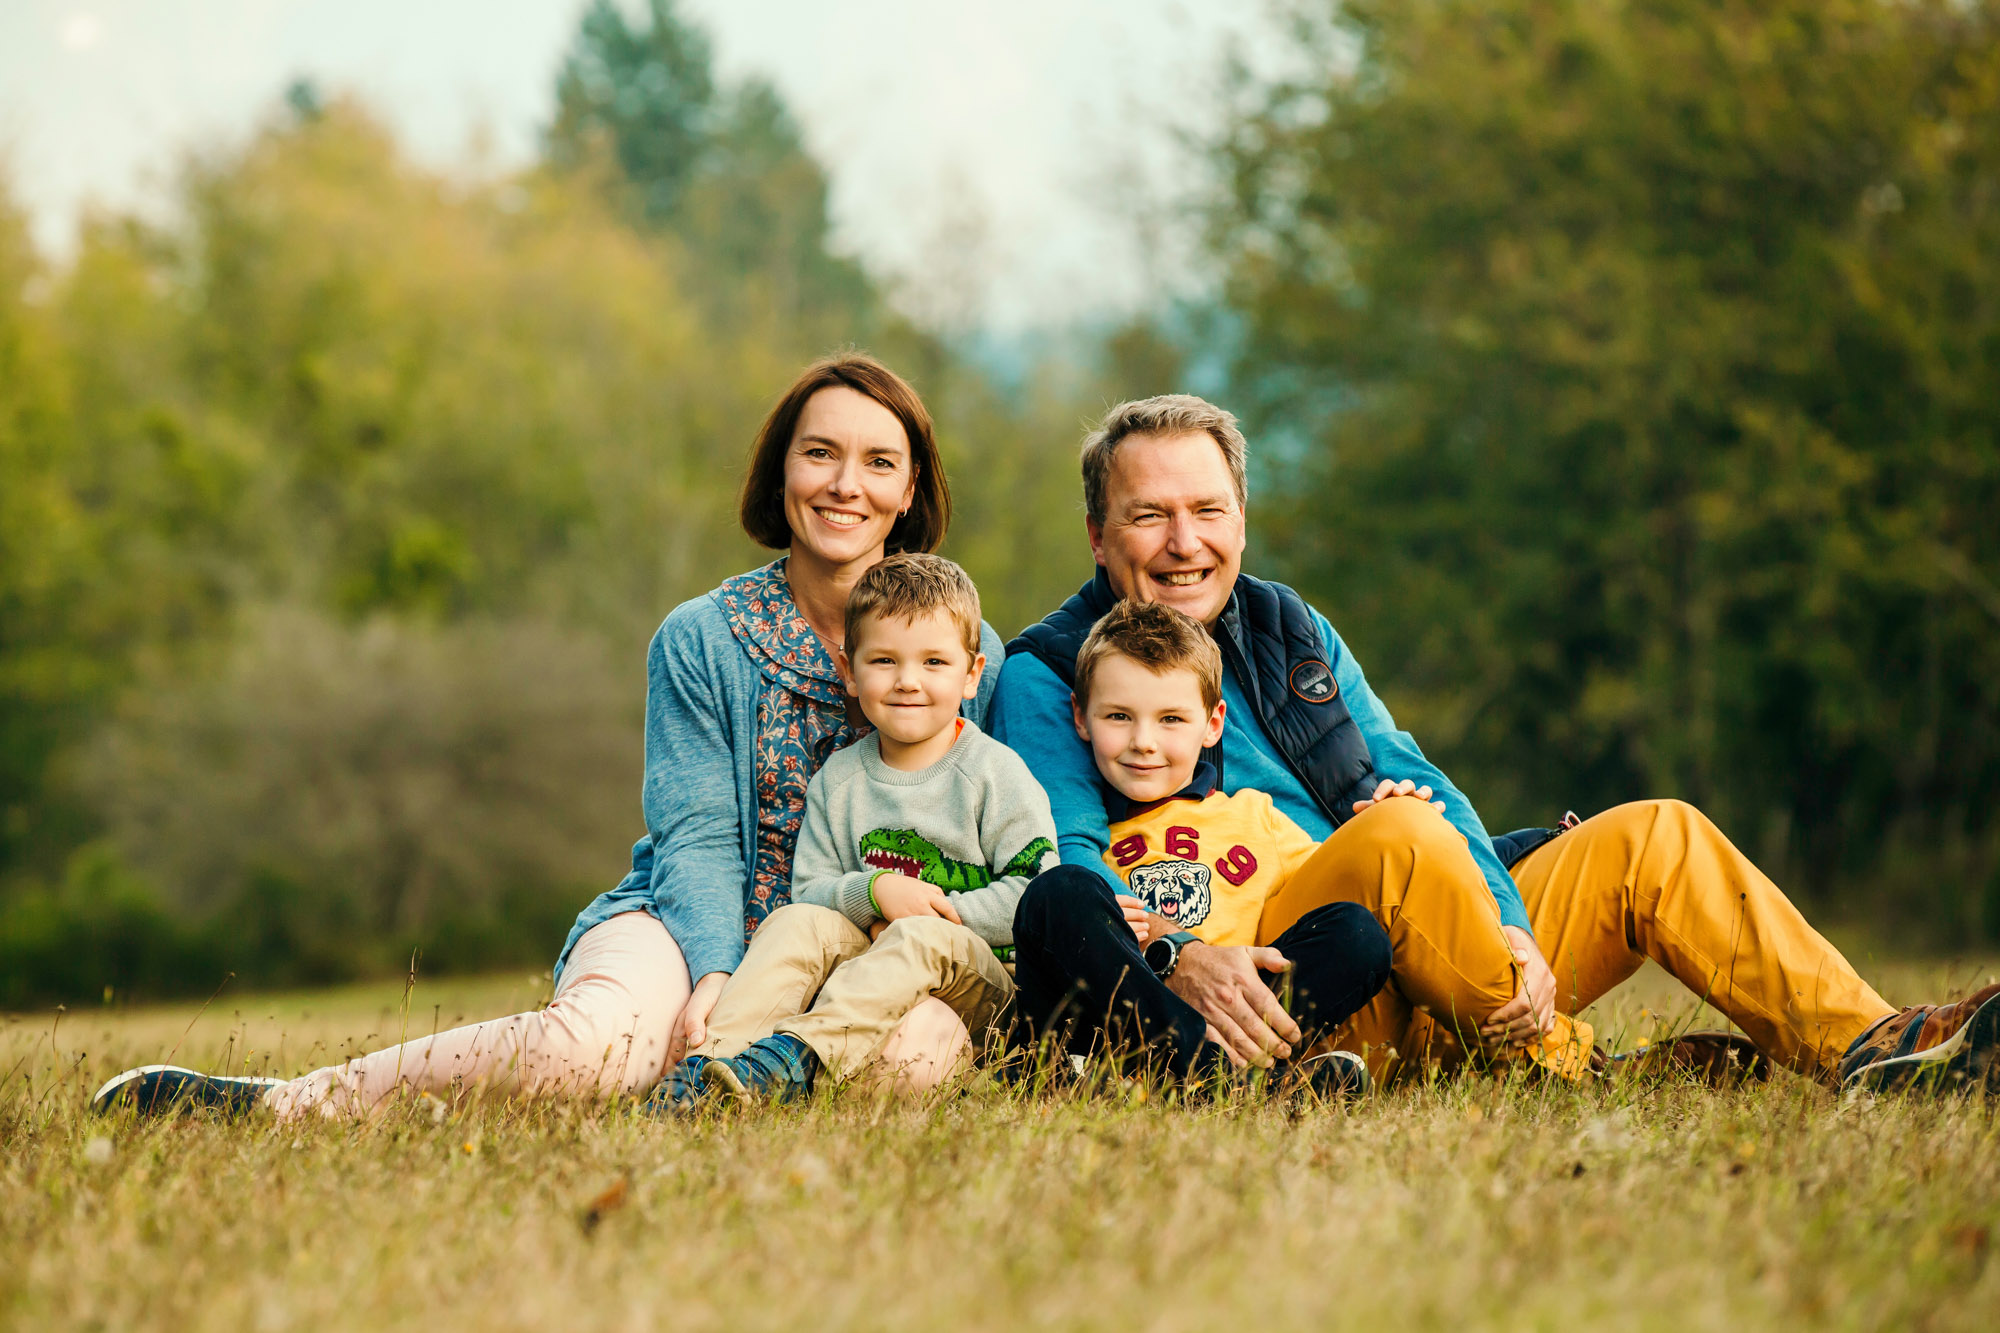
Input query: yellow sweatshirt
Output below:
<box><xmin>1102</xmin><ymin>767</ymin><xmax>1321</xmax><ymax>947</ymax></box>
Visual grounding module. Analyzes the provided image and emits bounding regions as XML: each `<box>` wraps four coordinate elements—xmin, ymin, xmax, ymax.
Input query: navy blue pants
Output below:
<box><xmin>1011</xmin><ymin>864</ymin><xmax>1393</xmax><ymax>1078</ymax></box>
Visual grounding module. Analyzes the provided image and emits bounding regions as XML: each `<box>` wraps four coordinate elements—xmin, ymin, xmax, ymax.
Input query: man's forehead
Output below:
<box><xmin>1106</xmin><ymin>432</ymin><xmax>1237</xmax><ymax>508</ymax></box>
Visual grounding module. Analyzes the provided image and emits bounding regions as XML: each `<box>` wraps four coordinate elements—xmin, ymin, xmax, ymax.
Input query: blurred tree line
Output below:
<box><xmin>5</xmin><ymin>0</ymin><xmax>1997</xmax><ymax>1007</ymax></box>
<box><xmin>1216</xmin><ymin>0</ymin><xmax>2000</xmax><ymax>944</ymax></box>
<box><xmin>0</xmin><ymin>0</ymin><xmax>1103</xmax><ymax>1005</ymax></box>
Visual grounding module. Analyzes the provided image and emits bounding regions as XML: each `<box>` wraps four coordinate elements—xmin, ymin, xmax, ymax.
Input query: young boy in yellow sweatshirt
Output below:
<box><xmin>1009</xmin><ymin>600</ymin><xmax>1393</xmax><ymax>1094</ymax></box>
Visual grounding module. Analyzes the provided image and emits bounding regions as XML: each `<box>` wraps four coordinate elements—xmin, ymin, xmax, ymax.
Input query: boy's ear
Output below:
<box><xmin>1070</xmin><ymin>692</ymin><xmax>1091</xmax><ymax>744</ymax></box>
<box><xmin>836</xmin><ymin>646</ymin><xmax>857</xmax><ymax>697</ymax></box>
<box><xmin>961</xmin><ymin>651</ymin><xmax>987</xmax><ymax>700</ymax></box>
<box><xmin>1203</xmin><ymin>698</ymin><xmax>1227</xmax><ymax>749</ymax></box>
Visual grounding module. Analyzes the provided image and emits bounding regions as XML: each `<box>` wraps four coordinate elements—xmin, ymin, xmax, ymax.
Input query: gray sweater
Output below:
<box><xmin>791</xmin><ymin>721</ymin><xmax>1057</xmax><ymax>952</ymax></box>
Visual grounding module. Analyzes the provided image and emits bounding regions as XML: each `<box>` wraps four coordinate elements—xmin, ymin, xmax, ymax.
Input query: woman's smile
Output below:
<box><xmin>781</xmin><ymin>385</ymin><xmax>916</xmax><ymax>576</ymax></box>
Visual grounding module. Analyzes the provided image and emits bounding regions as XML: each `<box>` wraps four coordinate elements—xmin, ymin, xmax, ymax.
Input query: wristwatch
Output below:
<box><xmin>1145</xmin><ymin>931</ymin><xmax>1200</xmax><ymax>980</ymax></box>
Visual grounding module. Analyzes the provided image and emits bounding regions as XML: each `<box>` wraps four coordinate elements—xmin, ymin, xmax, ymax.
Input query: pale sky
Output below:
<box><xmin>0</xmin><ymin>0</ymin><xmax>1275</xmax><ymax>329</ymax></box>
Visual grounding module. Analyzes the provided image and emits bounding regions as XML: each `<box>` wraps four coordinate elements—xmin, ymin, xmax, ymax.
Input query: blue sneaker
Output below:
<box><xmin>1284</xmin><ymin>1049</ymin><xmax>1373</xmax><ymax>1101</ymax></box>
<box><xmin>91</xmin><ymin>1065</ymin><xmax>283</xmax><ymax>1116</ymax></box>
<box><xmin>699</xmin><ymin>1035</ymin><xmax>818</xmax><ymax>1104</ymax></box>
<box><xmin>645</xmin><ymin>1056</ymin><xmax>715</xmax><ymax>1116</ymax></box>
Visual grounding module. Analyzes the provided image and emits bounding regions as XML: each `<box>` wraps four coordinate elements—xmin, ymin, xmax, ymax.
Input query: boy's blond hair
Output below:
<box><xmin>844</xmin><ymin>552</ymin><xmax>983</xmax><ymax>656</ymax></box>
<box><xmin>1074</xmin><ymin>601</ymin><xmax>1223</xmax><ymax>713</ymax></box>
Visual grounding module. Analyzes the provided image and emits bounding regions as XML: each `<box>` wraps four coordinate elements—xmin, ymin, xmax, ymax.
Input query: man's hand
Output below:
<box><xmin>666</xmin><ymin>969</ymin><xmax>731</xmax><ymax>1068</ymax></box>
<box><xmin>1165</xmin><ymin>942</ymin><xmax>1302</xmax><ymax>1068</ymax></box>
<box><xmin>1480</xmin><ymin>925</ymin><xmax>1556</xmax><ymax>1046</ymax></box>
<box><xmin>872</xmin><ymin>873</ymin><xmax>964</xmax><ymax>925</ymax></box>
<box><xmin>1351</xmin><ymin>778</ymin><xmax>1447</xmax><ymax>816</ymax></box>
<box><xmin>1114</xmin><ymin>893</ymin><xmax>1152</xmax><ymax>941</ymax></box>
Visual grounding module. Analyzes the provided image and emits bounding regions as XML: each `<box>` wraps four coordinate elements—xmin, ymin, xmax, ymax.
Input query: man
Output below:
<box><xmin>992</xmin><ymin>394</ymin><xmax>1998</xmax><ymax>1094</ymax></box>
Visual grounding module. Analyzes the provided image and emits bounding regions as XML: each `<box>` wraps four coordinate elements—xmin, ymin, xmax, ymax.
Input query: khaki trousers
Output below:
<box><xmin>697</xmin><ymin>903</ymin><xmax>1016</xmax><ymax>1080</ymax></box>
<box><xmin>1258</xmin><ymin>797</ymin><xmax>1894</xmax><ymax>1085</ymax></box>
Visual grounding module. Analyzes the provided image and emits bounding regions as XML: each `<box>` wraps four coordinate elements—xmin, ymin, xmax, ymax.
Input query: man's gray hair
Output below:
<box><xmin>1080</xmin><ymin>394</ymin><xmax>1249</xmax><ymax>525</ymax></box>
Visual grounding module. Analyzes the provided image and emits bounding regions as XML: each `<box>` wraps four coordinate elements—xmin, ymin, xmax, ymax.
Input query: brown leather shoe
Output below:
<box><xmin>1602</xmin><ymin>1031</ymin><xmax>1771</xmax><ymax>1086</ymax></box>
<box><xmin>1838</xmin><ymin>982</ymin><xmax>2000</xmax><ymax>1095</ymax></box>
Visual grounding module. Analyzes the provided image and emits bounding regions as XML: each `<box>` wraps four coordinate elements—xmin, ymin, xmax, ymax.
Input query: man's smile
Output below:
<box><xmin>1152</xmin><ymin>569</ymin><xmax>1212</xmax><ymax>587</ymax></box>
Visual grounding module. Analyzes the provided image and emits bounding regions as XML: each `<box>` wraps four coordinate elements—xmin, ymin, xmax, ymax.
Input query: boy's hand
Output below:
<box><xmin>1114</xmin><ymin>894</ymin><xmax>1152</xmax><ymax>941</ymax></box>
<box><xmin>1351</xmin><ymin>778</ymin><xmax>1447</xmax><ymax>816</ymax></box>
<box><xmin>872</xmin><ymin>873</ymin><xmax>964</xmax><ymax>926</ymax></box>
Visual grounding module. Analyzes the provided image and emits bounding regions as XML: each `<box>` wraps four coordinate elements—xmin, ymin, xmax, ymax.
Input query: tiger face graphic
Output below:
<box><xmin>1128</xmin><ymin>858</ymin><xmax>1213</xmax><ymax>930</ymax></box>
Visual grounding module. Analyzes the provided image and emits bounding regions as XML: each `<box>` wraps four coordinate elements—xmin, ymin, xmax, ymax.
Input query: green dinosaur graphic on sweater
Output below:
<box><xmin>858</xmin><ymin>828</ymin><xmax>1055</xmax><ymax>893</ymax></box>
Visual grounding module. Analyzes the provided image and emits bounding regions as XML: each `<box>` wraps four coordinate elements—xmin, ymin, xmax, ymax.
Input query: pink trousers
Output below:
<box><xmin>264</xmin><ymin>911</ymin><xmax>971</xmax><ymax>1120</ymax></box>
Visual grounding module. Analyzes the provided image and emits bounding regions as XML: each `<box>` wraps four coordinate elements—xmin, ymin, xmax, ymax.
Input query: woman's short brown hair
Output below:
<box><xmin>738</xmin><ymin>352</ymin><xmax>950</xmax><ymax>554</ymax></box>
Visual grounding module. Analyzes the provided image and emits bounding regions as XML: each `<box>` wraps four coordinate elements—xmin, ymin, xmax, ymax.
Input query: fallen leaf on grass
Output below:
<box><xmin>579</xmin><ymin>1177</ymin><xmax>628</xmax><ymax>1236</ymax></box>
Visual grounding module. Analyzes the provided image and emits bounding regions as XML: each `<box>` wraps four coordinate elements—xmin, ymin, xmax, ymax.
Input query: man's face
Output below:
<box><xmin>1087</xmin><ymin>431</ymin><xmax>1246</xmax><ymax>627</ymax></box>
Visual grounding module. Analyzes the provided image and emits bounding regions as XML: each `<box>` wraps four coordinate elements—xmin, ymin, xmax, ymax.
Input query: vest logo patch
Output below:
<box><xmin>1128</xmin><ymin>859</ymin><xmax>1213</xmax><ymax>929</ymax></box>
<box><xmin>1290</xmin><ymin>659</ymin><xmax>1337</xmax><ymax>703</ymax></box>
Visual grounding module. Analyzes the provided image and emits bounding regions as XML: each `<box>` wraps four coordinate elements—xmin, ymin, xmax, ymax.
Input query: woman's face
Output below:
<box><xmin>782</xmin><ymin>386</ymin><xmax>917</xmax><ymax>570</ymax></box>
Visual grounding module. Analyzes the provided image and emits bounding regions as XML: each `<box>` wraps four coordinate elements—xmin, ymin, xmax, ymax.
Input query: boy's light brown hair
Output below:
<box><xmin>844</xmin><ymin>553</ymin><xmax>983</xmax><ymax>657</ymax></box>
<box><xmin>1074</xmin><ymin>601</ymin><xmax>1223</xmax><ymax>713</ymax></box>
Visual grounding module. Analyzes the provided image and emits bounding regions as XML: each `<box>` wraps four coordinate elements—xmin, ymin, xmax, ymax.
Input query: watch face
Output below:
<box><xmin>1145</xmin><ymin>935</ymin><xmax>1178</xmax><ymax>974</ymax></box>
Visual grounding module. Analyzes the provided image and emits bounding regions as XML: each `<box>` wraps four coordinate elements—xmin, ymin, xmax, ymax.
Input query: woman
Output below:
<box><xmin>94</xmin><ymin>353</ymin><xmax>1003</xmax><ymax>1119</ymax></box>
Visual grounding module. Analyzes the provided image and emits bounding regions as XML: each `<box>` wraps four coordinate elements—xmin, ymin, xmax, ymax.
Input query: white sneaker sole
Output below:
<box><xmin>90</xmin><ymin>1064</ymin><xmax>286</xmax><ymax>1113</ymax></box>
<box><xmin>1844</xmin><ymin>993</ymin><xmax>2000</xmax><ymax>1096</ymax></box>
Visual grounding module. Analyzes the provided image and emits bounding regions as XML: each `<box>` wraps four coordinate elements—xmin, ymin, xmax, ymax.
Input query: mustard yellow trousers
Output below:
<box><xmin>1256</xmin><ymin>797</ymin><xmax>1893</xmax><ymax>1084</ymax></box>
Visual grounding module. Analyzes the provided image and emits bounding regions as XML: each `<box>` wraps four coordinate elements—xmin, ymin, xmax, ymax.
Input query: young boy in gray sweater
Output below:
<box><xmin>656</xmin><ymin>553</ymin><xmax>1057</xmax><ymax>1106</ymax></box>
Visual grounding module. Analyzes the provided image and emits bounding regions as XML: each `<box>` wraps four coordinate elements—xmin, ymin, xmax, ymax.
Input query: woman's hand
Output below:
<box><xmin>872</xmin><ymin>872</ymin><xmax>963</xmax><ymax>925</ymax></box>
<box><xmin>667</xmin><ymin>970</ymin><xmax>731</xmax><ymax>1067</ymax></box>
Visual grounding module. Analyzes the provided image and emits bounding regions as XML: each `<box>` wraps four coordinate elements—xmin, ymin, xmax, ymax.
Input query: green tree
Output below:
<box><xmin>1214</xmin><ymin>0</ymin><xmax>2000</xmax><ymax>933</ymax></box>
<box><xmin>547</xmin><ymin>0</ymin><xmax>716</xmax><ymax>223</ymax></box>
<box><xmin>546</xmin><ymin>0</ymin><xmax>874</xmax><ymax>339</ymax></box>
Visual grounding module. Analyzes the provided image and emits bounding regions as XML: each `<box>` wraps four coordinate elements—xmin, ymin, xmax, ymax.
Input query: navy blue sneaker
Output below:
<box><xmin>91</xmin><ymin>1065</ymin><xmax>284</xmax><ymax>1116</ymax></box>
<box><xmin>1284</xmin><ymin>1049</ymin><xmax>1373</xmax><ymax>1101</ymax></box>
<box><xmin>645</xmin><ymin>1056</ymin><xmax>715</xmax><ymax>1116</ymax></box>
<box><xmin>699</xmin><ymin>1035</ymin><xmax>819</xmax><ymax>1104</ymax></box>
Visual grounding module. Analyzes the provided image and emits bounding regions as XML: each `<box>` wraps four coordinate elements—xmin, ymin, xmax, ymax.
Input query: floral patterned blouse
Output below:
<box><xmin>713</xmin><ymin>559</ymin><xmax>870</xmax><ymax>941</ymax></box>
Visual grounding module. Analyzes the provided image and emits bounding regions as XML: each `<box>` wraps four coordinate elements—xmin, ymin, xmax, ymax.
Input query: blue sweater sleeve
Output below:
<box><xmin>643</xmin><ymin>605</ymin><xmax>751</xmax><ymax>981</ymax></box>
<box><xmin>989</xmin><ymin>650</ymin><xmax>1126</xmax><ymax>894</ymax></box>
<box><xmin>1311</xmin><ymin>608</ymin><xmax>1530</xmax><ymax>932</ymax></box>
<box><xmin>964</xmin><ymin>621</ymin><xmax>1005</xmax><ymax>728</ymax></box>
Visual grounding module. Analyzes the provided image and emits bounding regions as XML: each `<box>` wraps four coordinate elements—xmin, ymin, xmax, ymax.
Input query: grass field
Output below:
<box><xmin>4</xmin><ymin>955</ymin><xmax>1997</xmax><ymax>1332</ymax></box>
